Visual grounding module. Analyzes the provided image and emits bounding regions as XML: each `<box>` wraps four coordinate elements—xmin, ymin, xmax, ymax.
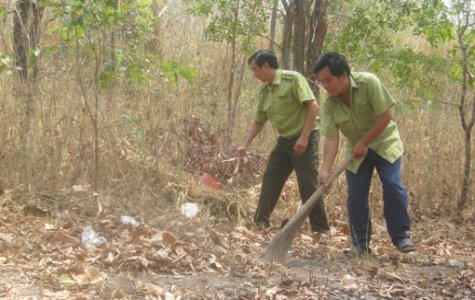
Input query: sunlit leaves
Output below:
<box><xmin>42</xmin><ymin>0</ymin><xmax>163</xmax><ymax>87</ymax></box>
<box><xmin>326</xmin><ymin>0</ymin><xmax>456</xmax><ymax>107</ymax></box>
<box><xmin>409</xmin><ymin>0</ymin><xmax>455</xmax><ymax>47</ymax></box>
<box><xmin>0</xmin><ymin>53</ymin><xmax>12</xmax><ymax>73</ymax></box>
<box><xmin>185</xmin><ymin>0</ymin><xmax>270</xmax><ymax>52</ymax></box>
<box><xmin>161</xmin><ymin>60</ymin><xmax>198</xmax><ymax>83</ymax></box>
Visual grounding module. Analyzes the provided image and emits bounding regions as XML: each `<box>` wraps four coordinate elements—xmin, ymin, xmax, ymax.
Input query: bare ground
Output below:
<box><xmin>0</xmin><ymin>194</ymin><xmax>474</xmax><ymax>300</ymax></box>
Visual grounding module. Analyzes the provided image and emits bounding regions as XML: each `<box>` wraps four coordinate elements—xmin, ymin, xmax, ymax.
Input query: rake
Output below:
<box><xmin>262</xmin><ymin>158</ymin><xmax>352</xmax><ymax>263</ymax></box>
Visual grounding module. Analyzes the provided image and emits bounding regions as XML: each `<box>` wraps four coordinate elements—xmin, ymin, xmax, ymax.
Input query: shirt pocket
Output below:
<box><xmin>275</xmin><ymin>96</ymin><xmax>294</xmax><ymax>108</ymax></box>
<box><xmin>333</xmin><ymin>112</ymin><xmax>350</xmax><ymax>126</ymax></box>
<box><xmin>353</xmin><ymin>101</ymin><xmax>374</xmax><ymax>128</ymax></box>
<box><xmin>273</xmin><ymin>96</ymin><xmax>297</xmax><ymax>116</ymax></box>
<box><xmin>333</xmin><ymin>112</ymin><xmax>356</xmax><ymax>139</ymax></box>
<box><xmin>354</xmin><ymin>99</ymin><xmax>372</xmax><ymax>115</ymax></box>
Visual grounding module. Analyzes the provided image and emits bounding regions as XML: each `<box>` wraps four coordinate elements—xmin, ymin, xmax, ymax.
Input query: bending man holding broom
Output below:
<box><xmin>314</xmin><ymin>52</ymin><xmax>415</xmax><ymax>254</ymax></box>
<box><xmin>237</xmin><ymin>49</ymin><xmax>330</xmax><ymax>234</ymax></box>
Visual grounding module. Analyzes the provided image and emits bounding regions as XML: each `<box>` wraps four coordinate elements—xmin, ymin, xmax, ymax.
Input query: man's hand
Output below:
<box><xmin>351</xmin><ymin>109</ymin><xmax>392</xmax><ymax>160</ymax></box>
<box><xmin>293</xmin><ymin>136</ymin><xmax>308</xmax><ymax>156</ymax></box>
<box><xmin>351</xmin><ymin>141</ymin><xmax>368</xmax><ymax>160</ymax></box>
<box><xmin>236</xmin><ymin>145</ymin><xmax>248</xmax><ymax>157</ymax></box>
<box><xmin>319</xmin><ymin>170</ymin><xmax>331</xmax><ymax>188</ymax></box>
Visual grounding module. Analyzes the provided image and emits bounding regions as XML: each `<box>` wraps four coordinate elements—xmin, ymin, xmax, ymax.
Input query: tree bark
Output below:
<box><xmin>306</xmin><ymin>0</ymin><xmax>328</xmax><ymax>99</ymax></box>
<box><xmin>269</xmin><ymin>0</ymin><xmax>278</xmax><ymax>50</ymax></box>
<box><xmin>225</xmin><ymin>0</ymin><xmax>240</xmax><ymax>141</ymax></box>
<box><xmin>13</xmin><ymin>0</ymin><xmax>44</xmax><ymax>83</ymax></box>
<box><xmin>281</xmin><ymin>0</ymin><xmax>294</xmax><ymax>69</ymax></box>
<box><xmin>292</xmin><ymin>0</ymin><xmax>306</xmax><ymax>73</ymax></box>
<box><xmin>13</xmin><ymin>0</ymin><xmax>44</xmax><ymax>186</ymax></box>
<box><xmin>455</xmin><ymin>8</ymin><xmax>475</xmax><ymax>220</ymax></box>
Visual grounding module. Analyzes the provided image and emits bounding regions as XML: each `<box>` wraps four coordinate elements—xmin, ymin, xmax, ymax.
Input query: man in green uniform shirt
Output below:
<box><xmin>314</xmin><ymin>51</ymin><xmax>415</xmax><ymax>254</ymax></box>
<box><xmin>237</xmin><ymin>49</ymin><xmax>330</xmax><ymax>234</ymax></box>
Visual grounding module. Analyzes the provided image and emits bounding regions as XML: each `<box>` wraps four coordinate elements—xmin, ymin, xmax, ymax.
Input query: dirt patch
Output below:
<box><xmin>0</xmin><ymin>198</ymin><xmax>474</xmax><ymax>299</ymax></box>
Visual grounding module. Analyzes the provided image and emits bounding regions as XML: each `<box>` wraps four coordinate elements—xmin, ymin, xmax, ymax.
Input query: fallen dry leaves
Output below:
<box><xmin>0</xmin><ymin>194</ymin><xmax>474</xmax><ymax>299</ymax></box>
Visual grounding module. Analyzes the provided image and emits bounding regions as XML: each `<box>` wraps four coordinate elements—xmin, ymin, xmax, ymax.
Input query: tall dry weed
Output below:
<box><xmin>0</xmin><ymin>2</ymin><xmax>472</xmax><ymax>224</ymax></box>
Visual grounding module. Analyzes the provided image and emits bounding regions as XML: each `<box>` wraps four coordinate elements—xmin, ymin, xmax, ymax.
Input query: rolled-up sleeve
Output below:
<box><xmin>367</xmin><ymin>74</ymin><xmax>395</xmax><ymax>116</ymax></box>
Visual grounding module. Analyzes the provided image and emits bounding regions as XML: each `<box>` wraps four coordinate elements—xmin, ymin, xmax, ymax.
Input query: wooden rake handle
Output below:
<box><xmin>262</xmin><ymin>158</ymin><xmax>353</xmax><ymax>262</ymax></box>
<box><xmin>285</xmin><ymin>158</ymin><xmax>352</xmax><ymax>230</ymax></box>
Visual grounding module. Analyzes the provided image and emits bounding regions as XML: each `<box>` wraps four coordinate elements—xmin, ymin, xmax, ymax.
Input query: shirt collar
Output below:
<box><xmin>327</xmin><ymin>73</ymin><xmax>358</xmax><ymax>102</ymax></box>
<box><xmin>270</xmin><ymin>69</ymin><xmax>282</xmax><ymax>87</ymax></box>
<box><xmin>349</xmin><ymin>73</ymin><xmax>358</xmax><ymax>90</ymax></box>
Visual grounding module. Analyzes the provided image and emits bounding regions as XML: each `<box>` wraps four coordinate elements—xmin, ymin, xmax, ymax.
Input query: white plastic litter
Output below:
<box><xmin>448</xmin><ymin>259</ymin><xmax>463</xmax><ymax>268</ymax></box>
<box><xmin>180</xmin><ymin>202</ymin><xmax>199</xmax><ymax>218</ymax></box>
<box><xmin>81</xmin><ymin>225</ymin><xmax>106</xmax><ymax>246</ymax></box>
<box><xmin>120</xmin><ymin>215</ymin><xmax>140</xmax><ymax>227</ymax></box>
<box><xmin>164</xmin><ymin>292</ymin><xmax>175</xmax><ymax>300</ymax></box>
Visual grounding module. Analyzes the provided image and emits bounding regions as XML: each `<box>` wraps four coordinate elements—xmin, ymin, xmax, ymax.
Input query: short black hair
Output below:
<box><xmin>248</xmin><ymin>49</ymin><xmax>279</xmax><ymax>69</ymax></box>
<box><xmin>313</xmin><ymin>52</ymin><xmax>351</xmax><ymax>77</ymax></box>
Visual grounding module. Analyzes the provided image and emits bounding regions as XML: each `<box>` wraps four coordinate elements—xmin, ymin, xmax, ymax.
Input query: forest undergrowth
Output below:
<box><xmin>0</xmin><ymin>108</ymin><xmax>474</xmax><ymax>299</ymax></box>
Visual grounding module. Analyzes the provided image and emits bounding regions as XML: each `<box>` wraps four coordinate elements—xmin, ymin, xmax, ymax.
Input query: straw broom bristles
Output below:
<box><xmin>262</xmin><ymin>158</ymin><xmax>352</xmax><ymax>263</ymax></box>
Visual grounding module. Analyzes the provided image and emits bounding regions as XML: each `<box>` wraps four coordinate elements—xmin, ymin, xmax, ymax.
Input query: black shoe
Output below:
<box><xmin>311</xmin><ymin>226</ymin><xmax>330</xmax><ymax>235</ymax></box>
<box><xmin>254</xmin><ymin>218</ymin><xmax>270</xmax><ymax>230</ymax></box>
<box><xmin>396</xmin><ymin>238</ymin><xmax>416</xmax><ymax>253</ymax></box>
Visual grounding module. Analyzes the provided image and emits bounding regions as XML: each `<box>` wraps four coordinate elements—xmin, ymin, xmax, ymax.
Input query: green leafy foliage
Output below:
<box><xmin>409</xmin><ymin>0</ymin><xmax>455</xmax><ymax>47</ymax></box>
<box><xmin>161</xmin><ymin>61</ymin><xmax>198</xmax><ymax>83</ymax></box>
<box><xmin>185</xmin><ymin>0</ymin><xmax>270</xmax><ymax>52</ymax></box>
<box><xmin>447</xmin><ymin>1</ymin><xmax>475</xmax><ymax>88</ymax></box>
<box><xmin>325</xmin><ymin>0</ymin><xmax>454</xmax><ymax>107</ymax></box>
<box><xmin>41</xmin><ymin>0</ymin><xmax>191</xmax><ymax>88</ymax></box>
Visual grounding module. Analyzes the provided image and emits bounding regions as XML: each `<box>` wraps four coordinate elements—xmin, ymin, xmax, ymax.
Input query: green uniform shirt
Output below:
<box><xmin>254</xmin><ymin>69</ymin><xmax>318</xmax><ymax>139</ymax></box>
<box><xmin>321</xmin><ymin>72</ymin><xmax>403</xmax><ymax>173</ymax></box>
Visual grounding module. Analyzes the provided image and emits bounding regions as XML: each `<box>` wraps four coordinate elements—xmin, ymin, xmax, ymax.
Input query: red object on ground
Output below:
<box><xmin>199</xmin><ymin>173</ymin><xmax>224</xmax><ymax>189</ymax></box>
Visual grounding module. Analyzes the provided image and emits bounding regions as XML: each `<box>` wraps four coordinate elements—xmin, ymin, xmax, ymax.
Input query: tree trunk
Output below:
<box><xmin>269</xmin><ymin>0</ymin><xmax>278</xmax><ymax>50</ymax></box>
<box><xmin>225</xmin><ymin>0</ymin><xmax>240</xmax><ymax>141</ymax></box>
<box><xmin>457</xmin><ymin>129</ymin><xmax>473</xmax><ymax>219</ymax></box>
<box><xmin>281</xmin><ymin>0</ymin><xmax>294</xmax><ymax>69</ymax></box>
<box><xmin>230</xmin><ymin>55</ymin><xmax>247</xmax><ymax>139</ymax></box>
<box><xmin>455</xmin><ymin>15</ymin><xmax>475</xmax><ymax>220</ymax></box>
<box><xmin>13</xmin><ymin>0</ymin><xmax>44</xmax><ymax>187</ymax></box>
<box><xmin>13</xmin><ymin>0</ymin><xmax>43</xmax><ymax>83</ymax></box>
<box><xmin>292</xmin><ymin>0</ymin><xmax>306</xmax><ymax>73</ymax></box>
<box><xmin>306</xmin><ymin>0</ymin><xmax>328</xmax><ymax>99</ymax></box>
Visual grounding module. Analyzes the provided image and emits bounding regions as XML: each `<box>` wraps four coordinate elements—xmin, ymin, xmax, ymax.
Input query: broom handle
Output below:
<box><xmin>282</xmin><ymin>158</ymin><xmax>353</xmax><ymax>230</ymax></box>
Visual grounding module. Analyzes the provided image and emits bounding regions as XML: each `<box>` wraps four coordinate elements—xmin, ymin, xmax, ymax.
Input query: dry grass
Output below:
<box><xmin>0</xmin><ymin>2</ymin><xmax>472</xmax><ymax>227</ymax></box>
<box><xmin>0</xmin><ymin>5</ymin><xmax>474</xmax><ymax>300</ymax></box>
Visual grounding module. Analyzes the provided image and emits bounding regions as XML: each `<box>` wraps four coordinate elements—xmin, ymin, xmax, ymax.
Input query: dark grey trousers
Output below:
<box><xmin>254</xmin><ymin>130</ymin><xmax>330</xmax><ymax>232</ymax></box>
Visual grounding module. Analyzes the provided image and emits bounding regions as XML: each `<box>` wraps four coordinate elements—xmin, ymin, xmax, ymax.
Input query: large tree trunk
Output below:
<box><xmin>455</xmin><ymin>7</ymin><xmax>475</xmax><ymax>220</ymax></box>
<box><xmin>281</xmin><ymin>0</ymin><xmax>294</xmax><ymax>69</ymax></box>
<box><xmin>13</xmin><ymin>0</ymin><xmax>44</xmax><ymax>187</ymax></box>
<box><xmin>269</xmin><ymin>0</ymin><xmax>278</xmax><ymax>50</ymax></box>
<box><xmin>225</xmin><ymin>0</ymin><xmax>240</xmax><ymax>141</ymax></box>
<box><xmin>13</xmin><ymin>0</ymin><xmax>44</xmax><ymax>83</ymax></box>
<box><xmin>456</xmin><ymin>39</ymin><xmax>474</xmax><ymax>219</ymax></box>
<box><xmin>292</xmin><ymin>0</ymin><xmax>306</xmax><ymax>73</ymax></box>
<box><xmin>306</xmin><ymin>0</ymin><xmax>328</xmax><ymax>99</ymax></box>
<box><xmin>457</xmin><ymin>129</ymin><xmax>473</xmax><ymax>219</ymax></box>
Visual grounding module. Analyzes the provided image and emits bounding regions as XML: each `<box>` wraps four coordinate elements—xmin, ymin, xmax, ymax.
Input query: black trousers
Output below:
<box><xmin>254</xmin><ymin>130</ymin><xmax>330</xmax><ymax>232</ymax></box>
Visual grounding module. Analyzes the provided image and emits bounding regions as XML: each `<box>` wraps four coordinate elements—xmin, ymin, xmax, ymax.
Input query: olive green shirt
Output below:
<box><xmin>254</xmin><ymin>69</ymin><xmax>318</xmax><ymax>139</ymax></box>
<box><xmin>321</xmin><ymin>72</ymin><xmax>403</xmax><ymax>173</ymax></box>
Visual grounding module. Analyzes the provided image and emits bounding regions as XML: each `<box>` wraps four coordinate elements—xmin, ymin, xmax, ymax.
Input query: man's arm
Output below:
<box><xmin>294</xmin><ymin>99</ymin><xmax>318</xmax><ymax>156</ymax></box>
<box><xmin>237</xmin><ymin>121</ymin><xmax>265</xmax><ymax>156</ymax></box>
<box><xmin>352</xmin><ymin>109</ymin><xmax>392</xmax><ymax>159</ymax></box>
<box><xmin>319</xmin><ymin>135</ymin><xmax>340</xmax><ymax>187</ymax></box>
